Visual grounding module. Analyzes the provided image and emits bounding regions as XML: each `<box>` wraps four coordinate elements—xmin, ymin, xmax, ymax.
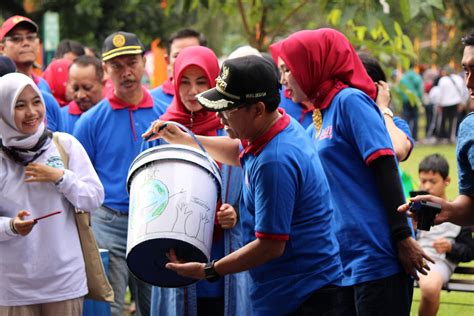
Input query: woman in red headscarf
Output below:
<box><xmin>160</xmin><ymin>46</ymin><xmax>222</xmax><ymax>136</ymax></box>
<box><xmin>42</xmin><ymin>58</ymin><xmax>72</xmax><ymax>107</ymax></box>
<box><xmin>271</xmin><ymin>29</ymin><xmax>431</xmax><ymax>315</ymax></box>
<box><xmin>149</xmin><ymin>46</ymin><xmax>252</xmax><ymax>316</ymax></box>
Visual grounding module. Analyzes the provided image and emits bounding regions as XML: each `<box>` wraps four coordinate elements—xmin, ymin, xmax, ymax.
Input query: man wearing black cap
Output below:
<box><xmin>73</xmin><ymin>31</ymin><xmax>166</xmax><ymax>316</ymax></box>
<box><xmin>0</xmin><ymin>15</ymin><xmax>62</xmax><ymax>132</ymax></box>
<box><xmin>143</xmin><ymin>55</ymin><xmax>344</xmax><ymax>315</ymax></box>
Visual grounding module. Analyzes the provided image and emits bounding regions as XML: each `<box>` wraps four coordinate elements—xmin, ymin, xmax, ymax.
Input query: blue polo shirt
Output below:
<box><xmin>34</xmin><ymin>74</ymin><xmax>52</xmax><ymax>94</ymax></box>
<box><xmin>393</xmin><ymin>116</ymin><xmax>414</xmax><ymax>161</ymax></box>
<box><xmin>42</xmin><ymin>91</ymin><xmax>62</xmax><ymax>132</ymax></box>
<box><xmin>150</xmin><ymin>85</ymin><xmax>173</xmax><ymax>109</ymax></box>
<box><xmin>60</xmin><ymin>107</ymin><xmax>80</xmax><ymax>134</ymax></box>
<box><xmin>307</xmin><ymin>87</ymin><xmax>401</xmax><ymax>286</ymax></box>
<box><xmin>240</xmin><ymin>111</ymin><xmax>342</xmax><ymax>315</ymax></box>
<box><xmin>457</xmin><ymin>112</ymin><xmax>474</xmax><ymax>195</ymax></box>
<box><xmin>73</xmin><ymin>90</ymin><xmax>165</xmax><ymax>213</ymax></box>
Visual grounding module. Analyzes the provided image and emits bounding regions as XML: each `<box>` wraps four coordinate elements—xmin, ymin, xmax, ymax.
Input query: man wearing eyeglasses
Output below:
<box><xmin>143</xmin><ymin>55</ymin><xmax>344</xmax><ymax>316</ymax></box>
<box><xmin>0</xmin><ymin>15</ymin><xmax>62</xmax><ymax>132</ymax></box>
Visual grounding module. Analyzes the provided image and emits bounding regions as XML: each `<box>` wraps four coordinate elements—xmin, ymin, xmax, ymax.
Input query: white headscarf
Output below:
<box><xmin>0</xmin><ymin>72</ymin><xmax>47</xmax><ymax>149</ymax></box>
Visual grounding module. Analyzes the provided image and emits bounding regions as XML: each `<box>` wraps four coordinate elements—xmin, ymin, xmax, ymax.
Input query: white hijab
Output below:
<box><xmin>0</xmin><ymin>73</ymin><xmax>46</xmax><ymax>149</ymax></box>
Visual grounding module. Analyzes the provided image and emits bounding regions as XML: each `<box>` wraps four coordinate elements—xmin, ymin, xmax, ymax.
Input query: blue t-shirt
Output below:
<box><xmin>73</xmin><ymin>97</ymin><xmax>165</xmax><ymax>213</ymax></box>
<box><xmin>36</xmin><ymin>76</ymin><xmax>52</xmax><ymax>94</ymax></box>
<box><xmin>42</xmin><ymin>91</ymin><xmax>62</xmax><ymax>132</ymax></box>
<box><xmin>457</xmin><ymin>112</ymin><xmax>474</xmax><ymax>195</ymax></box>
<box><xmin>307</xmin><ymin>88</ymin><xmax>401</xmax><ymax>286</ymax></box>
<box><xmin>59</xmin><ymin>105</ymin><xmax>81</xmax><ymax>134</ymax></box>
<box><xmin>240</xmin><ymin>114</ymin><xmax>342</xmax><ymax>315</ymax></box>
<box><xmin>278</xmin><ymin>88</ymin><xmax>312</xmax><ymax>128</ymax></box>
<box><xmin>150</xmin><ymin>85</ymin><xmax>173</xmax><ymax>109</ymax></box>
<box><xmin>393</xmin><ymin>116</ymin><xmax>414</xmax><ymax>161</ymax></box>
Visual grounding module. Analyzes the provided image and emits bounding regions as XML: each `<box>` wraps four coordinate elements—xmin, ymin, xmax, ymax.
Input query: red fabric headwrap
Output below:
<box><xmin>42</xmin><ymin>58</ymin><xmax>72</xmax><ymax>107</ymax></box>
<box><xmin>161</xmin><ymin>77</ymin><xmax>175</xmax><ymax>95</ymax></box>
<box><xmin>271</xmin><ymin>28</ymin><xmax>376</xmax><ymax>110</ymax></box>
<box><xmin>160</xmin><ymin>46</ymin><xmax>222</xmax><ymax>136</ymax></box>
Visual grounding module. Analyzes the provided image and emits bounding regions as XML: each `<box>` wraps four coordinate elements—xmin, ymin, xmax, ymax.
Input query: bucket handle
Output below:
<box><xmin>143</xmin><ymin>121</ymin><xmax>221</xmax><ymax>179</ymax></box>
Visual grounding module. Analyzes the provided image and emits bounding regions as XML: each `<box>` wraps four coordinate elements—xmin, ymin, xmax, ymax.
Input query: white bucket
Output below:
<box><xmin>126</xmin><ymin>143</ymin><xmax>222</xmax><ymax>287</ymax></box>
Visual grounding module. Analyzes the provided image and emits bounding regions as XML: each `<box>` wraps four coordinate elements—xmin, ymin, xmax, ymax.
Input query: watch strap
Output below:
<box><xmin>204</xmin><ymin>259</ymin><xmax>221</xmax><ymax>283</ymax></box>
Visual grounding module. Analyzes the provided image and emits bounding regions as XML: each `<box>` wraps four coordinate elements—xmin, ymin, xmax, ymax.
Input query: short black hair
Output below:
<box><xmin>358</xmin><ymin>53</ymin><xmax>386</xmax><ymax>82</ymax></box>
<box><xmin>461</xmin><ymin>32</ymin><xmax>474</xmax><ymax>46</ymax></box>
<box><xmin>55</xmin><ymin>39</ymin><xmax>85</xmax><ymax>59</ymax></box>
<box><xmin>69</xmin><ymin>55</ymin><xmax>103</xmax><ymax>81</ymax></box>
<box><xmin>419</xmin><ymin>153</ymin><xmax>449</xmax><ymax>179</ymax></box>
<box><xmin>263</xmin><ymin>95</ymin><xmax>281</xmax><ymax>112</ymax></box>
<box><xmin>167</xmin><ymin>28</ymin><xmax>207</xmax><ymax>52</ymax></box>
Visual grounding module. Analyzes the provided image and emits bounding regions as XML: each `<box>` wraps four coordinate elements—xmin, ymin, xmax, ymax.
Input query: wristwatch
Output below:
<box><xmin>381</xmin><ymin>107</ymin><xmax>394</xmax><ymax>118</ymax></box>
<box><xmin>204</xmin><ymin>260</ymin><xmax>221</xmax><ymax>283</ymax></box>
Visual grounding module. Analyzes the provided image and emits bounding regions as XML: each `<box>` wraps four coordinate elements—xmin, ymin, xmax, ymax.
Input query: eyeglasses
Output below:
<box><xmin>4</xmin><ymin>33</ymin><xmax>38</xmax><ymax>44</ymax></box>
<box><xmin>221</xmin><ymin>105</ymin><xmax>246</xmax><ymax>120</ymax></box>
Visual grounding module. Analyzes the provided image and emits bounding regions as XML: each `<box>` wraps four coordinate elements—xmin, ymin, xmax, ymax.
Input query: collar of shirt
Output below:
<box><xmin>241</xmin><ymin>108</ymin><xmax>290</xmax><ymax>158</ymax></box>
<box><xmin>67</xmin><ymin>100</ymin><xmax>83</xmax><ymax>115</ymax></box>
<box><xmin>107</xmin><ymin>87</ymin><xmax>153</xmax><ymax>111</ymax></box>
<box><xmin>31</xmin><ymin>73</ymin><xmax>40</xmax><ymax>86</ymax></box>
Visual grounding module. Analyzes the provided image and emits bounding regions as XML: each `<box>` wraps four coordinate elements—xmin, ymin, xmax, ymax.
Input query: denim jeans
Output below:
<box><xmin>92</xmin><ymin>206</ymin><xmax>151</xmax><ymax>316</ymax></box>
<box><xmin>336</xmin><ymin>272</ymin><xmax>413</xmax><ymax>316</ymax></box>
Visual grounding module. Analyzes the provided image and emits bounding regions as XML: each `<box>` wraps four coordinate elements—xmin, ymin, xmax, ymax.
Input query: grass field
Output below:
<box><xmin>402</xmin><ymin>143</ymin><xmax>474</xmax><ymax>315</ymax></box>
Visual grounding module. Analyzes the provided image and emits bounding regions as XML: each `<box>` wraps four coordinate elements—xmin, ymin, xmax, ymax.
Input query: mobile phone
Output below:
<box><xmin>409</xmin><ymin>190</ymin><xmax>429</xmax><ymax>198</ymax></box>
<box><xmin>33</xmin><ymin>211</ymin><xmax>62</xmax><ymax>223</ymax></box>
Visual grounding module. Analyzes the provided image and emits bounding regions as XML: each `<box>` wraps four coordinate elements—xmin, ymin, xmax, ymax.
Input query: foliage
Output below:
<box><xmin>0</xmin><ymin>0</ymin><xmax>194</xmax><ymax>51</ymax></box>
<box><xmin>163</xmin><ymin>0</ymin><xmax>318</xmax><ymax>51</ymax></box>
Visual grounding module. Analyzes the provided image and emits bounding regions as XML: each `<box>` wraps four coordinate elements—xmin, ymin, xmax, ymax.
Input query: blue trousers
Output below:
<box><xmin>92</xmin><ymin>206</ymin><xmax>151</xmax><ymax>316</ymax></box>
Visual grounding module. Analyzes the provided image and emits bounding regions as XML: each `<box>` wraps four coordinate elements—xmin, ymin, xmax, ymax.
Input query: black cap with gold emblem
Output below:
<box><xmin>197</xmin><ymin>55</ymin><xmax>280</xmax><ymax>111</ymax></box>
<box><xmin>102</xmin><ymin>31</ymin><xmax>144</xmax><ymax>62</ymax></box>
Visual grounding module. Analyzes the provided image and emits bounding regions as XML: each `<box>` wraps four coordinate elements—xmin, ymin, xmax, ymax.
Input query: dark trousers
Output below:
<box><xmin>197</xmin><ymin>297</ymin><xmax>224</xmax><ymax>316</ymax></box>
<box><xmin>402</xmin><ymin>102</ymin><xmax>419</xmax><ymax>141</ymax></box>
<box><xmin>439</xmin><ymin>104</ymin><xmax>458</xmax><ymax>141</ymax></box>
<box><xmin>289</xmin><ymin>285</ymin><xmax>343</xmax><ymax>316</ymax></box>
<box><xmin>424</xmin><ymin>104</ymin><xmax>435</xmax><ymax>138</ymax></box>
<box><xmin>335</xmin><ymin>272</ymin><xmax>413</xmax><ymax>316</ymax></box>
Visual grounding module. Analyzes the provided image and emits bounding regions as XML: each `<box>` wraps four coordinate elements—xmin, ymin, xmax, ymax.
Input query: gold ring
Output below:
<box><xmin>422</xmin><ymin>260</ymin><xmax>429</xmax><ymax>269</ymax></box>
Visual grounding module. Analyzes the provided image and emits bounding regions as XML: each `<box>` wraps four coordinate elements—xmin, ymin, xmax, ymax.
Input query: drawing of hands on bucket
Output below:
<box><xmin>127</xmin><ymin>121</ymin><xmax>222</xmax><ymax>287</ymax></box>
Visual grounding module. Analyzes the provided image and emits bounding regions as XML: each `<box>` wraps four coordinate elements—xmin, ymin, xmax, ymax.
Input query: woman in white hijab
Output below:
<box><xmin>0</xmin><ymin>73</ymin><xmax>104</xmax><ymax>315</ymax></box>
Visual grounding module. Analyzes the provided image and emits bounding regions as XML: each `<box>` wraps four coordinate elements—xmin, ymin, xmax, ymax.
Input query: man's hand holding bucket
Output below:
<box><xmin>165</xmin><ymin>248</ymin><xmax>208</xmax><ymax>280</ymax></box>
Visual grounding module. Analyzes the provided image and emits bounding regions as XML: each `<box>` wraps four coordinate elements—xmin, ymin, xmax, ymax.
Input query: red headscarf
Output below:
<box><xmin>160</xmin><ymin>46</ymin><xmax>222</xmax><ymax>136</ymax></box>
<box><xmin>270</xmin><ymin>28</ymin><xmax>376</xmax><ymax>110</ymax></box>
<box><xmin>161</xmin><ymin>77</ymin><xmax>175</xmax><ymax>95</ymax></box>
<box><xmin>42</xmin><ymin>58</ymin><xmax>72</xmax><ymax>107</ymax></box>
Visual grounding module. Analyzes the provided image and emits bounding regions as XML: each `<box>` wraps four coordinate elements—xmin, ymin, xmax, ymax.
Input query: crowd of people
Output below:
<box><xmin>0</xmin><ymin>13</ymin><xmax>473</xmax><ymax>316</ymax></box>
